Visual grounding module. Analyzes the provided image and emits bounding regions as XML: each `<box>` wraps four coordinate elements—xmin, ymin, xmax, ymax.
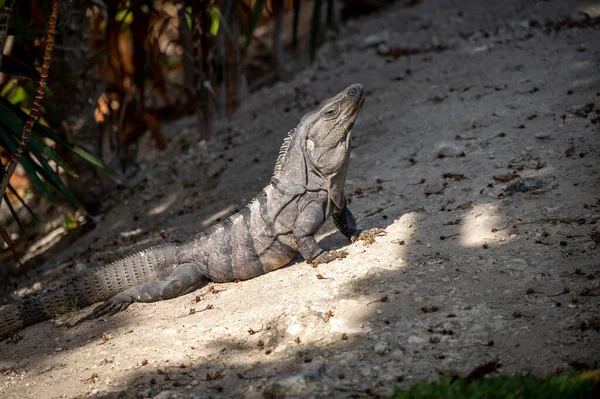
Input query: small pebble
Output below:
<box><xmin>535</xmin><ymin>132</ymin><xmax>553</xmax><ymax>140</ymax></box>
<box><xmin>374</xmin><ymin>341</ymin><xmax>389</xmax><ymax>355</ymax></box>
<box><xmin>437</xmin><ymin>144</ymin><xmax>466</xmax><ymax>158</ymax></box>
<box><xmin>408</xmin><ymin>336</ymin><xmax>427</xmax><ymax>344</ymax></box>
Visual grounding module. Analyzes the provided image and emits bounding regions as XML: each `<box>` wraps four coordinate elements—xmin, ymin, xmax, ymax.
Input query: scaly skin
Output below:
<box><xmin>0</xmin><ymin>83</ymin><xmax>380</xmax><ymax>338</ymax></box>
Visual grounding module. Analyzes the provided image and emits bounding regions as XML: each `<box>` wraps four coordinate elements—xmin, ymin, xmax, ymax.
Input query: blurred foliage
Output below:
<box><xmin>0</xmin><ymin>0</ymin><xmax>385</xmax><ymax>251</ymax></box>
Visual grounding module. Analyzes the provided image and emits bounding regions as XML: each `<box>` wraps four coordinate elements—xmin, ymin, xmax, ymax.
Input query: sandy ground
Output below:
<box><xmin>1</xmin><ymin>0</ymin><xmax>600</xmax><ymax>398</ymax></box>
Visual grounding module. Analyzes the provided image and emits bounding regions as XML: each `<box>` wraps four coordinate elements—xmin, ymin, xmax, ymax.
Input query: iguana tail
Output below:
<box><xmin>0</xmin><ymin>243</ymin><xmax>177</xmax><ymax>338</ymax></box>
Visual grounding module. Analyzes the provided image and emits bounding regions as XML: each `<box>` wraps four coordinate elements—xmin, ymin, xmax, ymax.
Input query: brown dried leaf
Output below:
<box><xmin>464</xmin><ymin>360</ymin><xmax>499</xmax><ymax>381</ymax></box>
<box><xmin>443</xmin><ymin>173</ymin><xmax>464</xmax><ymax>181</ymax></box>
<box><xmin>493</xmin><ymin>173</ymin><xmax>520</xmax><ymax>183</ymax></box>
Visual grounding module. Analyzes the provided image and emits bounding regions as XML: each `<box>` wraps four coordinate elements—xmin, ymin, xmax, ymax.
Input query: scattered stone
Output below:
<box><xmin>486</xmin><ymin>186</ymin><xmax>504</xmax><ymax>198</ymax></box>
<box><xmin>264</xmin><ymin>363</ymin><xmax>325</xmax><ymax>399</ymax></box>
<box><xmin>374</xmin><ymin>341</ymin><xmax>389</xmax><ymax>355</ymax></box>
<box><xmin>377</xmin><ymin>43</ymin><xmax>390</xmax><ymax>54</ymax></box>
<box><xmin>535</xmin><ymin>132</ymin><xmax>554</xmax><ymax>140</ymax></box>
<box><xmin>429</xmin><ymin>336</ymin><xmax>441</xmax><ymax>344</ymax></box>
<box><xmin>424</xmin><ymin>179</ymin><xmax>444</xmax><ymax>195</ymax></box>
<box><xmin>408</xmin><ymin>336</ymin><xmax>427</xmax><ymax>344</ymax></box>
<box><xmin>152</xmin><ymin>391</ymin><xmax>174</xmax><ymax>399</ymax></box>
<box><xmin>582</xmin><ymin>103</ymin><xmax>595</xmax><ymax>113</ymax></box>
<box><xmin>437</xmin><ymin>144</ymin><xmax>466</xmax><ymax>158</ymax></box>
<box><xmin>567</xmin><ymin>104</ymin><xmax>590</xmax><ymax>118</ymax></box>
<box><xmin>364</xmin><ymin>31</ymin><xmax>390</xmax><ymax>47</ymax></box>
<box><xmin>505</xmin><ymin>177</ymin><xmax>546</xmax><ymax>193</ymax></box>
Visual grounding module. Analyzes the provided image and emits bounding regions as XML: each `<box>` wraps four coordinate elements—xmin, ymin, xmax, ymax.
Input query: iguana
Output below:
<box><xmin>0</xmin><ymin>83</ymin><xmax>381</xmax><ymax>338</ymax></box>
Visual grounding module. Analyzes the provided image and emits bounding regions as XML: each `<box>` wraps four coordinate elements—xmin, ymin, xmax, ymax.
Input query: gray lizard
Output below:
<box><xmin>0</xmin><ymin>83</ymin><xmax>381</xmax><ymax>338</ymax></box>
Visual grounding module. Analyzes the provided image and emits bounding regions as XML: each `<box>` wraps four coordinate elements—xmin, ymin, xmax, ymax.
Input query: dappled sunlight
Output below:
<box><xmin>148</xmin><ymin>192</ymin><xmax>180</xmax><ymax>216</ymax></box>
<box><xmin>460</xmin><ymin>203</ymin><xmax>506</xmax><ymax>247</ymax></box>
<box><xmin>328</xmin><ymin>301</ymin><xmax>369</xmax><ymax>334</ymax></box>
<box><xmin>386</xmin><ymin>211</ymin><xmax>417</xmax><ymax>264</ymax></box>
<box><xmin>21</xmin><ymin>226</ymin><xmax>68</xmax><ymax>263</ymax></box>
<box><xmin>570</xmin><ymin>60</ymin><xmax>591</xmax><ymax>71</ymax></box>
<box><xmin>570</xmin><ymin>76</ymin><xmax>599</xmax><ymax>90</ymax></box>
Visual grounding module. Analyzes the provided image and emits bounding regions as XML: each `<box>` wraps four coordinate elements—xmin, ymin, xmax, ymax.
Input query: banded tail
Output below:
<box><xmin>0</xmin><ymin>244</ymin><xmax>177</xmax><ymax>338</ymax></box>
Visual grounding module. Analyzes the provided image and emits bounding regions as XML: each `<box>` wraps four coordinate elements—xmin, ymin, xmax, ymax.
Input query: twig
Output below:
<box><xmin>367</xmin><ymin>296</ymin><xmax>388</xmax><ymax>306</ymax></box>
<box><xmin>0</xmin><ymin>0</ymin><xmax>58</xmax><ymax>208</ymax></box>
<box><xmin>440</xmin><ymin>233</ymin><xmax>460</xmax><ymax>240</ymax></box>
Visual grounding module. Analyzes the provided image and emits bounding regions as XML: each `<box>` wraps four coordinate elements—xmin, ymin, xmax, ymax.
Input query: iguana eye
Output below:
<box><xmin>324</xmin><ymin>107</ymin><xmax>337</xmax><ymax>116</ymax></box>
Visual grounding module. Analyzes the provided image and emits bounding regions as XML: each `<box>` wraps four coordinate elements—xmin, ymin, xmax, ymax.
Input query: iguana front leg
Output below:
<box><xmin>333</xmin><ymin>203</ymin><xmax>386</xmax><ymax>243</ymax></box>
<box><xmin>78</xmin><ymin>263</ymin><xmax>208</xmax><ymax>322</ymax></box>
<box><xmin>294</xmin><ymin>201</ymin><xmax>348</xmax><ymax>265</ymax></box>
<box><xmin>332</xmin><ymin>204</ymin><xmax>358</xmax><ymax>239</ymax></box>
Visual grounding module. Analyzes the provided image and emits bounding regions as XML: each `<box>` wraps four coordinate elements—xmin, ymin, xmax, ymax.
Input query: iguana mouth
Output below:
<box><xmin>335</xmin><ymin>90</ymin><xmax>366</xmax><ymax>133</ymax></box>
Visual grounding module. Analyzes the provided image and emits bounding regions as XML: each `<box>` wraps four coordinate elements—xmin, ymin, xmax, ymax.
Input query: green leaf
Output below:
<box><xmin>20</xmin><ymin>133</ymin><xmax>76</xmax><ymax>176</ymax></box>
<box><xmin>115</xmin><ymin>8</ymin><xmax>133</xmax><ymax>23</ymax></box>
<box><xmin>0</xmin><ymin>97</ymin><xmax>118</xmax><ymax>177</ymax></box>
<box><xmin>3</xmin><ymin>193</ymin><xmax>23</xmax><ymax>230</ymax></box>
<box><xmin>0</xmin><ymin>125</ymin><xmax>57</xmax><ymax>205</ymax></box>
<box><xmin>7</xmin><ymin>184</ymin><xmax>35</xmax><ymax>219</ymax></box>
<box><xmin>30</xmin><ymin>152</ymin><xmax>83</xmax><ymax>209</ymax></box>
<box><xmin>209</xmin><ymin>7</ymin><xmax>220</xmax><ymax>35</ymax></box>
<box><xmin>2</xmin><ymin>113</ymin><xmax>76</xmax><ymax>176</ymax></box>
<box><xmin>244</xmin><ymin>0</ymin><xmax>264</xmax><ymax>53</ymax></box>
<box><xmin>8</xmin><ymin>87</ymin><xmax>28</xmax><ymax>105</ymax></box>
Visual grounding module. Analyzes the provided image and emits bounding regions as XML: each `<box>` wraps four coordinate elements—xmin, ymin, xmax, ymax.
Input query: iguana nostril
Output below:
<box><xmin>348</xmin><ymin>84</ymin><xmax>363</xmax><ymax>96</ymax></box>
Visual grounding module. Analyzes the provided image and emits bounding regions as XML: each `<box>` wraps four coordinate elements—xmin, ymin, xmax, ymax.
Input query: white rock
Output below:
<box><xmin>424</xmin><ymin>180</ymin><xmax>444</xmax><ymax>195</ymax></box>
<box><xmin>363</xmin><ymin>31</ymin><xmax>390</xmax><ymax>47</ymax></box>
<box><xmin>437</xmin><ymin>144</ymin><xmax>466</xmax><ymax>158</ymax></box>
<box><xmin>374</xmin><ymin>341</ymin><xmax>389</xmax><ymax>355</ymax></box>
<box><xmin>408</xmin><ymin>336</ymin><xmax>427</xmax><ymax>344</ymax></box>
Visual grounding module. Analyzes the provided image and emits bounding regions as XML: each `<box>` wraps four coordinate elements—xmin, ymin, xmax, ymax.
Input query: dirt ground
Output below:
<box><xmin>1</xmin><ymin>0</ymin><xmax>600</xmax><ymax>398</ymax></box>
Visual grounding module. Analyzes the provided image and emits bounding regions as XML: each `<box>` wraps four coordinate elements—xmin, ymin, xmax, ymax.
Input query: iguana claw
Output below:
<box><xmin>351</xmin><ymin>227</ymin><xmax>386</xmax><ymax>245</ymax></box>
<box><xmin>311</xmin><ymin>250</ymin><xmax>349</xmax><ymax>266</ymax></box>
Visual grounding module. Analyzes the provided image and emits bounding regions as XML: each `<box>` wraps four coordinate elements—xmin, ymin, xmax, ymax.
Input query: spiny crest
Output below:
<box><xmin>272</xmin><ymin>128</ymin><xmax>296</xmax><ymax>178</ymax></box>
<box><xmin>186</xmin><ymin>201</ymin><xmax>257</xmax><ymax>243</ymax></box>
<box><xmin>104</xmin><ymin>243</ymin><xmax>174</xmax><ymax>265</ymax></box>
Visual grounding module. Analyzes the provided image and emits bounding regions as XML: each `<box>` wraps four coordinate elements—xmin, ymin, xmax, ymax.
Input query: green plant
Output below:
<box><xmin>56</xmin><ymin>296</ymin><xmax>80</xmax><ymax>315</ymax></box>
<box><xmin>391</xmin><ymin>374</ymin><xmax>597</xmax><ymax>399</ymax></box>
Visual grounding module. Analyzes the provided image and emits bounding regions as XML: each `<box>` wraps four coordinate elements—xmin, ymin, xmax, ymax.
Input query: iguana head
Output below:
<box><xmin>301</xmin><ymin>83</ymin><xmax>366</xmax><ymax>207</ymax></box>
